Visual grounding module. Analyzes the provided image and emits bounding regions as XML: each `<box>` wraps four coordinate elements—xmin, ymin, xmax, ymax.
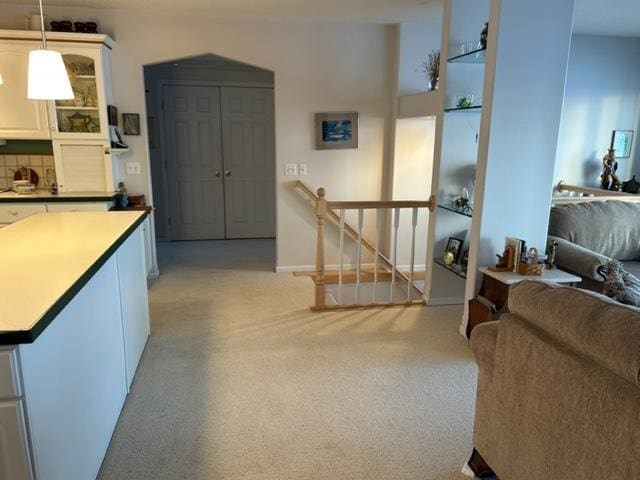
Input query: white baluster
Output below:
<box><xmin>356</xmin><ymin>209</ymin><xmax>364</xmax><ymax>304</ymax></box>
<box><xmin>374</xmin><ymin>208</ymin><xmax>383</xmax><ymax>303</ymax></box>
<box><xmin>338</xmin><ymin>209</ymin><xmax>346</xmax><ymax>305</ymax></box>
<box><xmin>407</xmin><ymin>207</ymin><xmax>418</xmax><ymax>302</ymax></box>
<box><xmin>390</xmin><ymin>207</ymin><xmax>400</xmax><ymax>303</ymax></box>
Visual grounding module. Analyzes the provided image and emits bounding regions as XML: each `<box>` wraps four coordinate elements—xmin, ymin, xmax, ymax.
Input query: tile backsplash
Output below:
<box><xmin>0</xmin><ymin>155</ymin><xmax>57</xmax><ymax>190</ymax></box>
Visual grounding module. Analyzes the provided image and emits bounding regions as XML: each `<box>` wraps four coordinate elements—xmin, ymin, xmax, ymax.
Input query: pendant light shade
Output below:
<box><xmin>27</xmin><ymin>49</ymin><xmax>73</xmax><ymax>100</ymax></box>
<box><xmin>0</xmin><ymin>73</ymin><xmax>3</xmax><ymax>85</ymax></box>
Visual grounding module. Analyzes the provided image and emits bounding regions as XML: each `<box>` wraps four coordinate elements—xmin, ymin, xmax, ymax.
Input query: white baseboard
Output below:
<box><xmin>427</xmin><ymin>296</ymin><xmax>465</xmax><ymax>306</ymax></box>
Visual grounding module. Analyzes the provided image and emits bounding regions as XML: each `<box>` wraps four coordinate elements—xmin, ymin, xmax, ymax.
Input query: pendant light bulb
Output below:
<box><xmin>27</xmin><ymin>0</ymin><xmax>73</xmax><ymax>100</ymax></box>
<box><xmin>0</xmin><ymin>72</ymin><xmax>3</xmax><ymax>85</ymax></box>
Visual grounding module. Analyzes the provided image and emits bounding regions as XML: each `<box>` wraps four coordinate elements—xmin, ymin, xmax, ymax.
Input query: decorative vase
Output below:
<box><xmin>429</xmin><ymin>77</ymin><xmax>439</xmax><ymax>91</ymax></box>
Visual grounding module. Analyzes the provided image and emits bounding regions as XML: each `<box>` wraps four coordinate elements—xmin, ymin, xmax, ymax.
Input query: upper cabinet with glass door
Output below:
<box><xmin>48</xmin><ymin>42</ymin><xmax>113</xmax><ymax>141</ymax></box>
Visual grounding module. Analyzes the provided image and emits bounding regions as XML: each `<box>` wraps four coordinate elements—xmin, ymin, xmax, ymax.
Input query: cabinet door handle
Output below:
<box><xmin>224</xmin><ymin>171</ymin><xmax>231</xmax><ymax>177</ymax></box>
<box><xmin>10</xmin><ymin>210</ymin><xmax>18</xmax><ymax>216</ymax></box>
<box><xmin>215</xmin><ymin>171</ymin><xmax>221</xmax><ymax>177</ymax></box>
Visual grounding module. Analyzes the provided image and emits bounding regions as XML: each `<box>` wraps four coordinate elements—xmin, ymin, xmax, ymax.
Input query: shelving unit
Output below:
<box><xmin>424</xmin><ymin>0</ymin><xmax>576</xmax><ymax>335</ymax></box>
<box><xmin>437</xmin><ymin>203</ymin><xmax>473</xmax><ymax>218</ymax></box>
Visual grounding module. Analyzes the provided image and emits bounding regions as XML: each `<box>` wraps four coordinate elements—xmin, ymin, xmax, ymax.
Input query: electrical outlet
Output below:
<box><xmin>298</xmin><ymin>163</ymin><xmax>308</xmax><ymax>176</ymax></box>
<box><xmin>284</xmin><ymin>163</ymin><xmax>298</xmax><ymax>176</ymax></box>
<box><xmin>126</xmin><ymin>162</ymin><xmax>141</xmax><ymax>175</ymax></box>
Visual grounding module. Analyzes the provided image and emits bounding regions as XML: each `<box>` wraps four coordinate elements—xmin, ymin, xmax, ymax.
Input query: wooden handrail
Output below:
<box><xmin>296</xmin><ymin>181</ymin><xmax>429</xmax><ymax>309</ymax></box>
<box><xmin>327</xmin><ymin>200</ymin><xmax>434</xmax><ymax>210</ymax></box>
<box><xmin>556</xmin><ymin>181</ymin><xmax>631</xmax><ymax>197</ymax></box>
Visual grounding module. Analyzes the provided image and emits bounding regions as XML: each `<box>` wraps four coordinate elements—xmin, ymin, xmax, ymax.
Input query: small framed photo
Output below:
<box><xmin>612</xmin><ymin>130</ymin><xmax>634</xmax><ymax>158</ymax></box>
<box><xmin>122</xmin><ymin>113</ymin><xmax>141</xmax><ymax>135</ymax></box>
<box><xmin>315</xmin><ymin>112</ymin><xmax>358</xmax><ymax>150</ymax></box>
<box><xmin>445</xmin><ymin>237</ymin><xmax>464</xmax><ymax>263</ymax></box>
<box><xmin>107</xmin><ymin>105</ymin><xmax>118</xmax><ymax>127</ymax></box>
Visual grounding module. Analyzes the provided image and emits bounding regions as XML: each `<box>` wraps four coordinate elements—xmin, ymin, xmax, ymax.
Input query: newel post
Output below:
<box><xmin>314</xmin><ymin>187</ymin><xmax>327</xmax><ymax>310</ymax></box>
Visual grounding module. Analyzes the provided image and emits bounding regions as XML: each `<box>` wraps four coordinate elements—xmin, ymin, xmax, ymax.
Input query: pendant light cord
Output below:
<box><xmin>38</xmin><ymin>0</ymin><xmax>47</xmax><ymax>49</ymax></box>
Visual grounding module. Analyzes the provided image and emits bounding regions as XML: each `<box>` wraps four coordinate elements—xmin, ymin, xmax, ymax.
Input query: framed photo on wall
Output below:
<box><xmin>123</xmin><ymin>113</ymin><xmax>141</xmax><ymax>135</ymax></box>
<box><xmin>612</xmin><ymin>130</ymin><xmax>634</xmax><ymax>158</ymax></box>
<box><xmin>314</xmin><ymin>112</ymin><xmax>359</xmax><ymax>150</ymax></box>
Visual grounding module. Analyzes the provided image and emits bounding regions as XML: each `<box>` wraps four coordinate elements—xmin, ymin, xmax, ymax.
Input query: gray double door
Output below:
<box><xmin>163</xmin><ymin>85</ymin><xmax>275</xmax><ymax>240</ymax></box>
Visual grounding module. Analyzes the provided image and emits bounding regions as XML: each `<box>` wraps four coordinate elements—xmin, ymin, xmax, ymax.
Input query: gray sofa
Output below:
<box><xmin>469</xmin><ymin>281</ymin><xmax>640</xmax><ymax>479</ymax></box>
<box><xmin>548</xmin><ymin>200</ymin><xmax>640</xmax><ymax>289</ymax></box>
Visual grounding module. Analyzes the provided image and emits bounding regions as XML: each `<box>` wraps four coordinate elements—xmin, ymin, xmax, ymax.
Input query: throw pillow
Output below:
<box><xmin>599</xmin><ymin>260</ymin><xmax>640</xmax><ymax>307</ymax></box>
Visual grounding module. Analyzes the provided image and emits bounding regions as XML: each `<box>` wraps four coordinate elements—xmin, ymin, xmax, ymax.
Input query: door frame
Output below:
<box><xmin>155</xmin><ymin>80</ymin><xmax>275</xmax><ymax>242</ymax></box>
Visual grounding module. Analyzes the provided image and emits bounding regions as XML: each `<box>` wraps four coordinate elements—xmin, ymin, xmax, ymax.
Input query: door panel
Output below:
<box><xmin>220</xmin><ymin>88</ymin><xmax>276</xmax><ymax>239</ymax></box>
<box><xmin>163</xmin><ymin>85</ymin><xmax>225</xmax><ymax>240</ymax></box>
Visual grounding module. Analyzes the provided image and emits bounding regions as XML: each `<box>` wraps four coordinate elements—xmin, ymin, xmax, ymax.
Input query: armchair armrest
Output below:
<box><xmin>549</xmin><ymin>235</ymin><xmax>610</xmax><ymax>281</ymax></box>
<box><xmin>471</xmin><ymin>321</ymin><xmax>499</xmax><ymax>380</ymax></box>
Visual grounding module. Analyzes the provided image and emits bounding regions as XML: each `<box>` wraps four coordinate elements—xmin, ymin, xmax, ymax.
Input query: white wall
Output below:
<box><xmin>392</xmin><ymin>117</ymin><xmax>435</xmax><ymax>268</ymax></box>
<box><xmin>554</xmin><ymin>35</ymin><xmax>640</xmax><ymax>188</ymax></box>
<box><xmin>0</xmin><ymin>7</ymin><xmax>396</xmax><ymax>269</ymax></box>
<box><xmin>397</xmin><ymin>23</ymin><xmax>442</xmax><ymax>96</ymax></box>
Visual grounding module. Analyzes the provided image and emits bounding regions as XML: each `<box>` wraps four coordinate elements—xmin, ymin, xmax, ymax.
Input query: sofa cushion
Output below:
<box><xmin>549</xmin><ymin>201</ymin><xmax>640</xmax><ymax>260</ymax></box>
<box><xmin>508</xmin><ymin>281</ymin><xmax>640</xmax><ymax>387</ymax></box>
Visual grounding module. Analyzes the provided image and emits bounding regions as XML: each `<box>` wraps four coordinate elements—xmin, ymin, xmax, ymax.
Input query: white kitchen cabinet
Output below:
<box><xmin>46</xmin><ymin>43</ymin><xmax>112</xmax><ymax>142</ymax></box>
<box><xmin>53</xmin><ymin>139</ymin><xmax>116</xmax><ymax>192</ymax></box>
<box><xmin>0</xmin><ymin>41</ymin><xmax>49</xmax><ymax>140</ymax></box>
<box><xmin>0</xmin><ymin>204</ymin><xmax>47</xmax><ymax>224</ymax></box>
<box><xmin>46</xmin><ymin>201</ymin><xmax>112</xmax><ymax>212</ymax></box>
<box><xmin>0</xmin><ymin>401</ymin><xmax>33</xmax><ymax>480</ymax></box>
<box><xmin>0</xmin><ymin>348</ymin><xmax>20</xmax><ymax>398</ymax></box>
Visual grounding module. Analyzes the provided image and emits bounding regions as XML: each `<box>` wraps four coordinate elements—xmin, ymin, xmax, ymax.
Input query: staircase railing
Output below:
<box><xmin>296</xmin><ymin>181</ymin><xmax>435</xmax><ymax>311</ymax></box>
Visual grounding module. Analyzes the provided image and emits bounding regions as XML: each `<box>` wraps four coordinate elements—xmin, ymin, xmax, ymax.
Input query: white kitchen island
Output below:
<box><xmin>0</xmin><ymin>212</ymin><xmax>151</xmax><ymax>480</ymax></box>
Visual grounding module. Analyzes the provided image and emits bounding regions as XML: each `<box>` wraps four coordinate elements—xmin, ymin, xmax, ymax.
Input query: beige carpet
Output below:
<box><xmin>98</xmin><ymin>239</ymin><xmax>478</xmax><ymax>480</ymax></box>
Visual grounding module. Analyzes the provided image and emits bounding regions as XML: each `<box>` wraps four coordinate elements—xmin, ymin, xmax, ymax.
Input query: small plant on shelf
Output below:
<box><xmin>421</xmin><ymin>50</ymin><xmax>440</xmax><ymax>91</ymax></box>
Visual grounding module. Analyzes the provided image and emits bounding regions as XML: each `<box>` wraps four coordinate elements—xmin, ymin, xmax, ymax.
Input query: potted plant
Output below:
<box><xmin>422</xmin><ymin>50</ymin><xmax>440</xmax><ymax>91</ymax></box>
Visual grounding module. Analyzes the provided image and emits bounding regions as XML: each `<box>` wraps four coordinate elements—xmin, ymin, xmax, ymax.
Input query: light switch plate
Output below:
<box><xmin>284</xmin><ymin>163</ymin><xmax>298</xmax><ymax>176</ymax></box>
<box><xmin>298</xmin><ymin>163</ymin><xmax>308</xmax><ymax>176</ymax></box>
<box><xmin>126</xmin><ymin>162</ymin><xmax>141</xmax><ymax>175</ymax></box>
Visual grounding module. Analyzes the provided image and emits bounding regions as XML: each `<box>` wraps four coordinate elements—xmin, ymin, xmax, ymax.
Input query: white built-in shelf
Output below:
<box><xmin>397</xmin><ymin>90</ymin><xmax>443</xmax><ymax>119</ymax></box>
<box><xmin>70</xmin><ymin>75</ymin><xmax>96</xmax><ymax>79</ymax></box>
<box><xmin>111</xmin><ymin>148</ymin><xmax>131</xmax><ymax>156</ymax></box>
<box><xmin>434</xmin><ymin>258</ymin><xmax>467</xmax><ymax>279</ymax></box>
<box><xmin>444</xmin><ymin>105</ymin><xmax>482</xmax><ymax>113</ymax></box>
<box><xmin>55</xmin><ymin>106</ymin><xmax>100</xmax><ymax>111</ymax></box>
<box><xmin>437</xmin><ymin>203</ymin><xmax>473</xmax><ymax>218</ymax></box>
<box><xmin>448</xmin><ymin>48</ymin><xmax>486</xmax><ymax>64</ymax></box>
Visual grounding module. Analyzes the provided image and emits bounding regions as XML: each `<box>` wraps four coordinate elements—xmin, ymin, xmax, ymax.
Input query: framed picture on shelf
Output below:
<box><xmin>612</xmin><ymin>130</ymin><xmax>634</xmax><ymax>158</ymax></box>
<box><xmin>314</xmin><ymin>112</ymin><xmax>358</xmax><ymax>150</ymax></box>
<box><xmin>122</xmin><ymin>113</ymin><xmax>141</xmax><ymax>135</ymax></box>
<box><xmin>444</xmin><ymin>237</ymin><xmax>464</xmax><ymax>265</ymax></box>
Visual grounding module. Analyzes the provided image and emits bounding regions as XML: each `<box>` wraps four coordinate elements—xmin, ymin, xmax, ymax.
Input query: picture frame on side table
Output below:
<box><xmin>612</xmin><ymin>130</ymin><xmax>634</xmax><ymax>158</ymax></box>
<box><xmin>314</xmin><ymin>112</ymin><xmax>359</xmax><ymax>150</ymax></box>
<box><xmin>123</xmin><ymin>113</ymin><xmax>141</xmax><ymax>135</ymax></box>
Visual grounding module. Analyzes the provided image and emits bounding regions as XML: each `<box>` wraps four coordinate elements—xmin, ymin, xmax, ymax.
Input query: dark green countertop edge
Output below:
<box><xmin>0</xmin><ymin>194</ymin><xmax>117</xmax><ymax>203</ymax></box>
<box><xmin>0</xmin><ymin>212</ymin><xmax>147</xmax><ymax>346</ymax></box>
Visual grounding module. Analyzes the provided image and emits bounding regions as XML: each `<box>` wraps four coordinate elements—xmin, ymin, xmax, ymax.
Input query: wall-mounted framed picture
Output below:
<box><xmin>107</xmin><ymin>105</ymin><xmax>118</xmax><ymax>127</ymax></box>
<box><xmin>611</xmin><ymin>130</ymin><xmax>634</xmax><ymax>158</ymax></box>
<box><xmin>314</xmin><ymin>112</ymin><xmax>358</xmax><ymax>150</ymax></box>
<box><xmin>122</xmin><ymin>113</ymin><xmax>141</xmax><ymax>135</ymax></box>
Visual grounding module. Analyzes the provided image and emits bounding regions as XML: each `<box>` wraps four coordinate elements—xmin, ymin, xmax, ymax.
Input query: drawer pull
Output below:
<box><xmin>10</xmin><ymin>210</ymin><xmax>18</xmax><ymax>216</ymax></box>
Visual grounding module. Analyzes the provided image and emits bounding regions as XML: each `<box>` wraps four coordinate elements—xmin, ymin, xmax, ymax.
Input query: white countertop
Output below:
<box><xmin>0</xmin><ymin>191</ymin><xmax>117</xmax><ymax>202</ymax></box>
<box><xmin>479</xmin><ymin>266</ymin><xmax>582</xmax><ymax>285</ymax></box>
<box><xmin>0</xmin><ymin>212</ymin><xmax>145</xmax><ymax>342</ymax></box>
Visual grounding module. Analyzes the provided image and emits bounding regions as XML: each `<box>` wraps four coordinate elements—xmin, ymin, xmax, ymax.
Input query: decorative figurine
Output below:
<box><xmin>546</xmin><ymin>240</ymin><xmax>558</xmax><ymax>270</ymax></box>
<box><xmin>451</xmin><ymin>187</ymin><xmax>473</xmax><ymax>215</ymax></box>
<box><xmin>600</xmin><ymin>148</ymin><xmax>621</xmax><ymax>191</ymax></box>
<box><xmin>480</xmin><ymin>22</ymin><xmax>489</xmax><ymax>49</ymax></box>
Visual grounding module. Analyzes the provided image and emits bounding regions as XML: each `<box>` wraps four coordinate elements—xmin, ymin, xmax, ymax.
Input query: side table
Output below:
<box><xmin>467</xmin><ymin>267</ymin><xmax>582</xmax><ymax>337</ymax></box>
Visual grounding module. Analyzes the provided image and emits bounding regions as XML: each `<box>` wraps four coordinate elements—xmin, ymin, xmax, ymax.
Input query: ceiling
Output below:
<box><xmin>4</xmin><ymin>0</ymin><xmax>640</xmax><ymax>36</ymax></box>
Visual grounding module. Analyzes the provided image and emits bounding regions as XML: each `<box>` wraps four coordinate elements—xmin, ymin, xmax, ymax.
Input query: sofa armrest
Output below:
<box><xmin>549</xmin><ymin>235</ymin><xmax>610</xmax><ymax>281</ymax></box>
<box><xmin>471</xmin><ymin>321</ymin><xmax>499</xmax><ymax>380</ymax></box>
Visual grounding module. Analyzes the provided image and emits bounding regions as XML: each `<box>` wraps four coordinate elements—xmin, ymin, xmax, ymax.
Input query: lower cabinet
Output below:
<box><xmin>1</xmin><ymin>222</ymin><xmax>150</xmax><ymax>480</ymax></box>
<box><xmin>0</xmin><ymin>401</ymin><xmax>33</xmax><ymax>480</ymax></box>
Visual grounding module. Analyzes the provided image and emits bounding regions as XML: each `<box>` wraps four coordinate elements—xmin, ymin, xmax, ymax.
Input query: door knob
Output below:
<box><xmin>224</xmin><ymin>171</ymin><xmax>231</xmax><ymax>176</ymax></box>
<box><xmin>215</xmin><ymin>171</ymin><xmax>221</xmax><ymax>177</ymax></box>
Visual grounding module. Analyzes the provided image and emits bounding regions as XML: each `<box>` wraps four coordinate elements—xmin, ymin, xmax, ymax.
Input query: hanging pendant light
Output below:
<box><xmin>27</xmin><ymin>0</ymin><xmax>73</xmax><ymax>100</ymax></box>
